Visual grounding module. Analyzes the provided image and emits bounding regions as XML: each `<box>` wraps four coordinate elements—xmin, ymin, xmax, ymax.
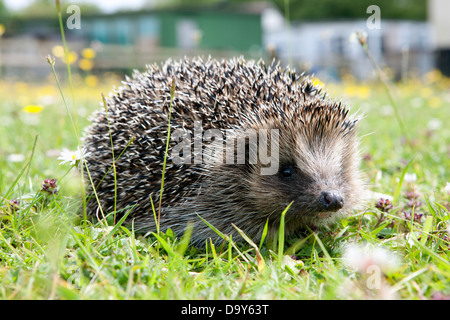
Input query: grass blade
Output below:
<box><xmin>420</xmin><ymin>216</ymin><xmax>433</xmax><ymax>246</ymax></box>
<box><xmin>95</xmin><ymin>205</ymin><xmax>135</xmax><ymax>249</ymax></box>
<box><xmin>259</xmin><ymin>219</ymin><xmax>269</xmax><ymax>251</ymax></box>
<box><xmin>157</xmin><ymin>79</ymin><xmax>176</xmax><ymax>232</ymax></box>
<box><xmin>393</xmin><ymin>160</ymin><xmax>412</xmax><ymax>205</ymax></box>
<box><xmin>411</xmin><ymin>235</ymin><xmax>450</xmax><ymax>270</ymax></box>
<box><xmin>197</xmin><ymin>214</ymin><xmax>228</xmax><ymax>242</ymax></box>
<box><xmin>278</xmin><ymin>201</ymin><xmax>293</xmax><ymax>268</ymax></box>
<box><xmin>232</xmin><ymin>223</ymin><xmax>265</xmax><ymax>272</ymax></box>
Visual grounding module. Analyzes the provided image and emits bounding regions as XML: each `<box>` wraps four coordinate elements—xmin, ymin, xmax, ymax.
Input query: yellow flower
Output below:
<box><xmin>424</xmin><ymin>69</ymin><xmax>442</xmax><ymax>84</ymax></box>
<box><xmin>0</xmin><ymin>24</ymin><xmax>5</xmax><ymax>37</ymax></box>
<box><xmin>81</xmin><ymin>48</ymin><xmax>96</xmax><ymax>59</ymax></box>
<box><xmin>344</xmin><ymin>85</ymin><xmax>357</xmax><ymax>97</ymax></box>
<box><xmin>428</xmin><ymin>96</ymin><xmax>442</xmax><ymax>109</ymax></box>
<box><xmin>312</xmin><ymin>77</ymin><xmax>324</xmax><ymax>88</ymax></box>
<box><xmin>341</xmin><ymin>73</ymin><xmax>355</xmax><ymax>83</ymax></box>
<box><xmin>23</xmin><ymin>105</ymin><xmax>44</xmax><ymax>113</ymax></box>
<box><xmin>62</xmin><ymin>51</ymin><xmax>78</xmax><ymax>65</ymax></box>
<box><xmin>14</xmin><ymin>82</ymin><xmax>29</xmax><ymax>93</ymax></box>
<box><xmin>38</xmin><ymin>85</ymin><xmax>56</xmax><ymax>97</ymax></box>
<box><xmin>343</xmin><ymin>85</ymin><xmax>370</xmax><ymax>100</ymax></box>
<box><xmin>85</xmin><ymin>75</ymin><xmax>98</xmax><ymax>87</ymax></box>
<box><xmin>79</xmin><ymin>59</ymin><xmax>94</xmax><ymax>71</ymax></box>
<box><xmin>356</xmin><ymin>85</ymin><xmax>370</xmax><ymax>99</ymax></box>
<box><xmin>52</xmin><ymin>45</ymin><xmax>65</xmax><ymax>58</ymax></box>
<box><xmin>420</xmin><ymin>87</ymin><xmax>433</xmax><ymax>98</ymax></box>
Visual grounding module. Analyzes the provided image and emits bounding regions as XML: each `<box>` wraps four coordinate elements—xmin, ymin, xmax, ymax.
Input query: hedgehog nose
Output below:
<box><xmin>320</xmin><ymin>190</ymin><xmax>344</xmax><ymax>212</ymax></box>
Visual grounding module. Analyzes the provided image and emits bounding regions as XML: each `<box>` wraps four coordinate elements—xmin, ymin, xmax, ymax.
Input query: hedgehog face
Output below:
<box><xmin>243</xmin><ymin>114</ymin><xmax>361</xmax><ymax>231</ymax></box>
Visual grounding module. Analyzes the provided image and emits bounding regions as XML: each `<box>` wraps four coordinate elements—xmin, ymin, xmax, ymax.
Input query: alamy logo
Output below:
<box><xmin>365</xmin><ymin>265</ymin><xmax>382</xmax><ymax>289</ymax></box>
<box><xmin>171</xmin><ymin>121</ymin><xmax>279</xmax><ymax>175</ymax></box>
<box><xmin>66</xmin><ymin>5</ymin><xmax>81</xmax><ymax>30</ymax></box>
<box><xmin>366</xmin><ymin>5</ymin><xmax>381</xmax><ymax>30</ymax></box>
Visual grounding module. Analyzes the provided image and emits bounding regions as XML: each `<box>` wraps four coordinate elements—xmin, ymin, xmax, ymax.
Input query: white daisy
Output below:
<box><xmin>445</xmin><ymin>182</ymin><xmax>450</xmax><ymax>196</ymax></box>
<box><xmin>58</xmin><ymin>147</ymin><xmax>91</xmax><ymax>166</ymax></box>
<box><xmin>404</xmin><ymin>173</ymin><xmax>417</xmax><ymax>184</ymax></box>
<box><xmin>7</xmin><ymin>153</ymin><xmax>26</xmax><ymax>163</ymax></box>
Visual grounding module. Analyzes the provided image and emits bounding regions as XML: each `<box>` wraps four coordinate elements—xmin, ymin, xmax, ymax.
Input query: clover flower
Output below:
<box><xmin>41</xmin><ymin>178</ymin><xmax>58</xmax><ymax>195</ymax></box>
<box><xmin>405</xmin><ymin>190</ymin><xmax>422</xmax><ymax>208</ymax></box>
<box><xmin>375</xmin><ymin>198</ymin><xmax>393</xmax><ymax>213</ymax></box>
<box><xmin>9</xmin><ymin>199</ymin><xmax>20</xmax><ymax>212</ymax></box>
<box><xmin>403</xmin><ymin>210</ymin><xmax>423</xmax><ymax>222</ymax></box>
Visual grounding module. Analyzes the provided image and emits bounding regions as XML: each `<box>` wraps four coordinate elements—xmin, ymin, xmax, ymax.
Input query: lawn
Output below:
<box><xmin>0</xmin><ymin>61</ymin><xmax>449</xmax><ymax>301</ymax></box>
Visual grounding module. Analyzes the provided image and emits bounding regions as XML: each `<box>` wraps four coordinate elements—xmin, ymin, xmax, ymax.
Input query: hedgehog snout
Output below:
<box><xmin>319</xmin><ymin>190</ymin><xmax>344</xmax><ymax>212</ymax></box>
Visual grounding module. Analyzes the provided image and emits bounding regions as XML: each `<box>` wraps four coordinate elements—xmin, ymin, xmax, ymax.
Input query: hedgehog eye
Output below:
<box><xmin>280</xmin><ymin>166</ymin><xmax>294</xmax><ymax>178</ymax></box>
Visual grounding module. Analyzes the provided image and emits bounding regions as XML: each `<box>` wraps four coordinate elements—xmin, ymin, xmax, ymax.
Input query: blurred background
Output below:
<box><xmin>0</xmin><ymin>0</ymin><xmax>447</xmax><ymax>83</ymax></box>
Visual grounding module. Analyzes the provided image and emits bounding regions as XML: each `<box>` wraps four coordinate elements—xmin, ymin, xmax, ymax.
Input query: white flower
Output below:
<box><xmin>7</xmin><ymin>153</ymin><xmax>25</xmax><ymax>163</ymax></box>
<box><xmin>445</xmin><ymin>182</ymin><xmax>450</xmax><ymax>196</ymax></box>
<box><xmin>343</xmin><ymin>244</ymin><xmax>400</xmax><ymax>274</ymax></box>
<box><xmin>375</xmin><ymin>170</ymin><xmax>382</xmax><ymax>183</ymax></box>
<box><xmin>427</xmin><ymin>118</ymin><xmax>443</xmax><ymax>131</ymax></box>
<box><xmin>410</xmin><ymin>97</ymin><xmax>423</xmax><ymax>109</ymax></box>
<box><xmin>404</xmin><ymin>173</ymin><xmax>417</xmax><ymax>184</ymax></box>
<box><xmin>380</xmin><ymin>105</ymin><xmax>393</xmax><ymax>116</ymax></box>
<box><xmin>58</xmin><ymin>147</ymin><xmax>91</xmax><ymax>166</ymax></box>
<box><xmin>349</xmin><ymin>30</ymin><xmax>368</xmax><ymax>45</ymax></box>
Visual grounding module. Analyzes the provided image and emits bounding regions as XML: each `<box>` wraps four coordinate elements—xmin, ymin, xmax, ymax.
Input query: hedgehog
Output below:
<box><xmin>82</xmin><ymin>57</ymin><xmax>363</xmax><ymax>246</ymax></box>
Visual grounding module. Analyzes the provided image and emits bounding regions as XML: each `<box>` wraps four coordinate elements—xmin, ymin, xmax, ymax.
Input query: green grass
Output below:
<box><xmin>0</xmin><ymin>71</ymin><xmax>449</xmax><ymax>300</ymax></box>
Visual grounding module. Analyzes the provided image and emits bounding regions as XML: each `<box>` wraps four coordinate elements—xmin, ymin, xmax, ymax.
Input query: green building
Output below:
<box><xmin>81</xmin><ymin>6</ymin><xmax>264</xmax><ymax>52</ymax></box>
